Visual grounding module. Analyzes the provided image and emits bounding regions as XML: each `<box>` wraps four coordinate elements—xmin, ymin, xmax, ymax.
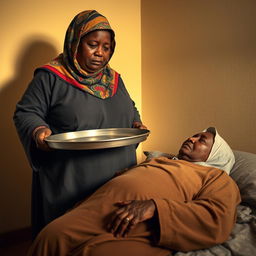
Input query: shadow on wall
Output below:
<box><xmin>0</xmin><ymin>36</ymin><xmax>58</xmax><ymax>233</ymax></box>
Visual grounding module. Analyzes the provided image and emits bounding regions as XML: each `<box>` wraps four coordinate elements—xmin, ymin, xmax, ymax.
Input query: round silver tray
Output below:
<box><xmin>45</xmin><ymin>128</ymin><xmax>150</xmax><ymax>150</ymax></box>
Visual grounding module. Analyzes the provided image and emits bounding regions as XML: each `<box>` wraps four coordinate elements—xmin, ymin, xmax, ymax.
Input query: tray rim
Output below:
<box><xmin>44</xmin><ymin>128</ymin><xmax>150</xmax><ymax>150</ymax></box>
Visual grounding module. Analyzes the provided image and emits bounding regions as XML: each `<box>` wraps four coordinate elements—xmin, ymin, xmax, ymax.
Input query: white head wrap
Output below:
<box><xmin>195</xmin><ymin>127</ymin><xmax>235</xmax><ymax>174</ymax></box>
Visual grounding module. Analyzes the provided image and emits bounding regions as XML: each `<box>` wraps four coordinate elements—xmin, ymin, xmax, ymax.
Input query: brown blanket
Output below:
<box><xmin>28</xmin><ymin>157</ymin><xmax>241</xmax><ymax>256</ymax></box>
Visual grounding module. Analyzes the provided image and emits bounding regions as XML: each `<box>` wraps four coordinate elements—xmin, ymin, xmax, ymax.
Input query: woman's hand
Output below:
<box><xmin>133</xmin><ymin>122</ymin><xmax>147</xmax><ymax>129</ymax></box>
<box><xmin>107</xmin><ymin>199</ymin><xmax>156</xmax><ymax>237</ymax></box>
<box><xmin>34</xmin><ymin>127</ymin><xmax>52</xmax><ymax>151</ymax></box>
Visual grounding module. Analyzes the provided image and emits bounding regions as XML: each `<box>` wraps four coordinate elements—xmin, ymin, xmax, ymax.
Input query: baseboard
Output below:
<box><xmin>0</xmin><ymin>227</ymin><xmax>32</xmax><ymax>247</ymax></box>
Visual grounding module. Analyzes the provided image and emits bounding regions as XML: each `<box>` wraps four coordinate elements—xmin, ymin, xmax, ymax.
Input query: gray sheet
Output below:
<box><xmin>174</xmin><ymin>203</ymin><xmax>256</xmax><ymax>256</ymax></box>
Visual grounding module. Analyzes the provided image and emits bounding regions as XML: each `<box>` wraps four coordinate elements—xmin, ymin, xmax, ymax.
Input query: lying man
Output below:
<box><xmin>27</xmin><ymin>127</ymin><xmax>241</xmax><ymax>256</ymax></box>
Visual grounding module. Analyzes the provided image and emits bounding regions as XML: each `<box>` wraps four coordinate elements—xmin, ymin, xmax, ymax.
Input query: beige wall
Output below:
<box><xmin>0</xmin><ymin>0</ymin><xmax>141</xmax><ymax>233</ymax></box>
<box><xmin>141</xmin><ymin>0</ymin><xmax>256</xmax><ymax>155</ymax></box>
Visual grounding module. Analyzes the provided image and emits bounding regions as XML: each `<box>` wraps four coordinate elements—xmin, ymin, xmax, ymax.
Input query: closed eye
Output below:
<box><xmin>88</xmin><ymin>43</ymin><xmax>97</xmax><ymax>48</ymax></box>
<box><xmin>199</xmin><ymin>134</ymin><xmax>208</xmax><ymax>143</ymax></box>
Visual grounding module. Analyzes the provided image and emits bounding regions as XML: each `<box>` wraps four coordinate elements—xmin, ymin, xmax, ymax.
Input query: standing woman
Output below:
<box><xmin>13</xmin><ymin>10</ymin><xmax>146</xmax><ymax>238</ymax></box>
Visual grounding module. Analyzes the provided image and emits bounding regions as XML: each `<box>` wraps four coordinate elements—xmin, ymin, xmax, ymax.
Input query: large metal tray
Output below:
<box><xmin>45</xmin><ymin>128</ymin><xmax>150</xmax><ymax>150</ymax></box>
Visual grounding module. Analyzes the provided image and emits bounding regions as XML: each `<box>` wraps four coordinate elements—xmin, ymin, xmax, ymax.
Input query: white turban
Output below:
<box><xmin>195</xmin><ymin>127</ymin><xmax>235</xmax><ymax>174</ymax></box>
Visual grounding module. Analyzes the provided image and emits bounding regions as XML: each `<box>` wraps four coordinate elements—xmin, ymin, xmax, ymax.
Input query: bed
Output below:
<box><xmin>144</xmin><ymin>150</ymin><xmax>256</xmax><ymax>256</ymax></box>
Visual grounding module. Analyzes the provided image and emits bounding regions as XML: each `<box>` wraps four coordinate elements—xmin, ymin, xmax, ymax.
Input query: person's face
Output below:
<box><xmin>177</xmin><ymin>132</ymin><xmax>214</xmax><ymax>162</ymax></box>
<box><xmin>76</xmin><ymin>30</ymin><xmax>112</xmax><ymax>74</ymax></box>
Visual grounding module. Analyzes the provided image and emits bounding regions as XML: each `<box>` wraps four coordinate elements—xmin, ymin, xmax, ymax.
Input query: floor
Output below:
<box><xmin>0</xmin><ymin>240</ymin><xmax>31</xmax><ymax>256</ymax></box>
<box><xmin>0</xmin><ymin>227</ymin><xmax>32</xmax><ymax>256</ymax></box>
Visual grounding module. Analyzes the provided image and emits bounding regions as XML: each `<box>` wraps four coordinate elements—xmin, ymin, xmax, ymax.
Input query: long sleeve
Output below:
<box><xmin>131</xmin><ymin>100</ymin><xmax>141</xmax><ymax>123</ymax></box>
<box><xmin>153</xmin><ymin>171</ymin><xmax>241</xmax><ymax>252</ymax></box>
<box><xmin>118</xmin><ymin>76</ymin><xmax>141</xmax><ymax>123</ymax></box>
<box><xmin>13</xmin><ymin>71</ymin><xmax>53</xmax><ymax>169</ymax></box>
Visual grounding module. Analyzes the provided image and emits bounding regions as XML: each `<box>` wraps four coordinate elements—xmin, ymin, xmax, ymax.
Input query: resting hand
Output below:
<box><xmin>34</xmin><ymin>127</ymin><xmax>52</xmax><ymax>151</ymax></box>
<box><xmin>132</xmin><ymin>122</ymin><xmax>147</xmax><ymax>130</ymax></box>
<box><xmin>108</xmin><ymin>199</ymin><xmax>156</xmax><ymax>237</ymax></box>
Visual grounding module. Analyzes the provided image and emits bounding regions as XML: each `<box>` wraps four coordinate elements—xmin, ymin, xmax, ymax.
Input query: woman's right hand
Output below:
<box><xmin>34</xmin><ymin>127</ymin><xmax>52</xmax><ymax>151</ymax></box>
<box><xmin>107</xmin><ymin>199</ymin><xmax>156</xmax><ymax>237</ymax></box>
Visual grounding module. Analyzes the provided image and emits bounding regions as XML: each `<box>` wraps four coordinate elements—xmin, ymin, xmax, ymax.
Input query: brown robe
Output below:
<box><xmin>27</xmin><ymin>157</ymin><xmax>241</xmax><ymax>256</ymax></box>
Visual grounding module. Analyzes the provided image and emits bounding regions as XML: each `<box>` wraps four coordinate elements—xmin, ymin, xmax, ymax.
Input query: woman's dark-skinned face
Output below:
<box><xmin>76</xmin><ymin>30</ymin><xmax>112</xmax><ymax>74</ymax></box>
<box><xmin>177</xmin><ymin>132</ymin><xmax>214</xmax><ymax>162</ymax></box>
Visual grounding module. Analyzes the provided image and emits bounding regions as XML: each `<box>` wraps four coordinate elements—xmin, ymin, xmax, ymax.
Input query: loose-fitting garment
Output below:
<box><xmin>28</xmin><ymin>157</ymin><xmax>241</xmax><ymax>256</ymax></box>
<box><xmin>13</xmin><ymin>69</ymin><xmax>141</xmax><ymax>237</ymax></box>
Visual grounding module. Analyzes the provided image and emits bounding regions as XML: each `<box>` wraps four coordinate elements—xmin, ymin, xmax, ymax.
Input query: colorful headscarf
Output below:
<box><xmin>40</xmin><ymin>10</ymin><xmax>119</xmax><ymax>99</ymax></box>
<box><xmin>195</xmin><ymin>127</ymin><xmax>235</xmax><ymax>174</ymax></box>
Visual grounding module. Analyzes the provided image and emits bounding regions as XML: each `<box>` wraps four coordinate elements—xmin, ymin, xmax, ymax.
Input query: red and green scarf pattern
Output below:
<box><xmin>41</xmin><ymin>10</ymin><xmax>119</xmax><ymax>99</ymax></box>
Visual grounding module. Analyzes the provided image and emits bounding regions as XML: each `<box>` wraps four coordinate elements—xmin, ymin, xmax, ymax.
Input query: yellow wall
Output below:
<box><xmin>2</xmin><ymin>0</ymin><xmax>256</xmax><ymax>234</ymax></box>
<box><xmin>0</xmin><ymin>0</ymin><xmax>141</xmax><ymax>233</ymax></box>
<box><xmin>141</xmin><ymin>0</ymin><xmax>256</xmax><ymax>155</ymax></box>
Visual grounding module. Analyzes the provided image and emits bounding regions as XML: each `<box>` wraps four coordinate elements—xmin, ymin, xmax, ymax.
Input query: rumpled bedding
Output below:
<box><xmin>174</xmin><ymin>205</ymin><xmax>256</xmax><ymax>256</ymax></box>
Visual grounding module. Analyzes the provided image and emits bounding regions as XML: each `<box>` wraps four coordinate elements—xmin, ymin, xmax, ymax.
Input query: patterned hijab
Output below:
<box><xmin>40</xmin><ymin>10</ymin><xmax>119</xmax><ymax>99</ymax></box>
<box><xmin>195</xmin><ymin>127</ymin><xmax>235</xmax><ymax>174</ymax></box>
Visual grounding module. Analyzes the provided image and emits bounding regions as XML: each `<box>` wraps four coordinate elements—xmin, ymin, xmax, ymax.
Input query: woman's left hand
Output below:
<box><xmin>107</xmin><ymin>199</ymin><xmax>156</xmax><ymax>237</ymax></box>
<box><xmin>133</xmin><ymin>122</ymin><xmax>147</xmax><ymax>129</ymax></box>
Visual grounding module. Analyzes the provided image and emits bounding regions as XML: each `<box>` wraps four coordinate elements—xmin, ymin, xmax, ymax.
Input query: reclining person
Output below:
<box><xmin>27</xmin><ymin>127</ymin><xmax>241</xmax><ymax>256</ymax></box>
